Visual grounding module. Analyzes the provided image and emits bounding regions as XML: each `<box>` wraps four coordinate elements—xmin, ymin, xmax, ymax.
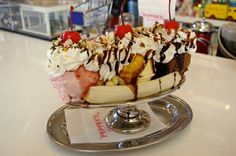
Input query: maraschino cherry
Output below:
<box><xmin>164</xmin><ymin>0</ymin><xmax>179</xmax><ymax>30</ymax></box>
<box><xmin>115</xmin><ymin>0</ymin><xmax>132</xmax><ymax>39</ymax></box>
<box><xmin>61</xmin><ymin>6</ymin><xmax>81</xmax><ymax>43</ymax></box>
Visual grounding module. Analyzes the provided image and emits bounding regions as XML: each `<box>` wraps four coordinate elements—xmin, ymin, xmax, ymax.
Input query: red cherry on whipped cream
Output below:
<box><xmin>164</xmin><ymin>0</ymin><xmax>179</xmax><ymax>30</ymax></box>
<box><xmin>116</xmin><ymin>24</ymin><xmax>132</xmax><ymax>39</ymax></box>
<box><xmin>62</xmin><ymin>31</ymin><xmax>81</xmax><ymax>43</ymax></box>
<box><xmin>164</xmin><ymin>20</ymin><xmax>179</xmax><ymax>30</ymax></box>
<box><xmin>115</xmin><ymin>0</ymin><xmax>132</xmax><ymax>39</ymax></box>
<box><xmin>61</xmin><ymin>6</ymin><xmax>81</xmax><ymax>43</ymax></box>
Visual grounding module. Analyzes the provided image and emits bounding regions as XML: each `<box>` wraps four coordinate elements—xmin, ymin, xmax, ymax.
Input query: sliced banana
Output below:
<box><xmin>85</xmin><ymin>71</ymin><xmax>181</xmax><ymax>104</ymax></box>
<box><xmin>137</xmin><ymin>59</ymin><xmax>155</xmax><ymax>83</ymax></box>
<box><xmin>137</xmin><ymin>71</ymin><xmax>181</xmax><ymax>99</ymax></box>
<box><xmin>85</xmin><ymin>85</ymin><xmax>135</xmax><ymax>104</ymax></box>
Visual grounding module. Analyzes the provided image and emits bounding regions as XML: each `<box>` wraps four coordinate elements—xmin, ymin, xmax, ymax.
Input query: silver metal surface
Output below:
<box><xmin>218</xmin><ymin>27</ymin><xmax>236</xmax><ymax>59</ymax></box>
<box><xmin>47</xmin><ymin>95</ymin><xmax>193</xmax><ymax>152</ymax></box>
<box><xmin>105</xmin><ymin>105</ymin><xmax>151</xmax><ymax>134</ymax></box>
<box><xmin>192</xmin><ymin>18</ymin><xmax>214</xmax><ymax>33</ymax></box>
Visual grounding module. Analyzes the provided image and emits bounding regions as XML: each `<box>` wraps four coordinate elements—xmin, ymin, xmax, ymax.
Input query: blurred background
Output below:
<box><xmin>0</xmin><ymin>0</ymin><xmax>235</xmax><ymax>58</ymax></box>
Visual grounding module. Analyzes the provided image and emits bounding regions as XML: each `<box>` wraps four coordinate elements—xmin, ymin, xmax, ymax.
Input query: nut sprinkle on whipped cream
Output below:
<box><xmin>47</xmin><ymin>23</ymin><xmax>196</xmax><ymax>80</ymax></box>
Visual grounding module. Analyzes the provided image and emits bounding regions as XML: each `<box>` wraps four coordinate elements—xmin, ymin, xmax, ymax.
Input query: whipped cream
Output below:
<box><xmin>47</xmin><ymin>42</ymin><xmax>91</xmax><ymax>77</ymax></box>
<box><xmin>99</xmin><ymin>63</ymin><xmax>116</xmax><ymax>81</ymax></box>
<box><xmin>162</xmin><ymin>44</ymin><xmax>176</xmax><ymax>63</ymax></box>
<box><xmin>46</xmin><ymin>23</ymin><xmax>197</xmax><ymax>79</ymax></box>
<box><xmin>84</xmin><ymin>59</ymin><xmax>100</xmax><ymax>72</ymax></box>
<box><xmin>47</xmin><ymin>47</ymin><xmax>66</xmax><ymax>77</ymax></box>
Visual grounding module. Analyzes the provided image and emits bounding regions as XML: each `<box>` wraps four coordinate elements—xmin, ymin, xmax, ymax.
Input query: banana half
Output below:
<box><xmin>85</xmin><ymin>71</ymin><xmax>182</xmax><ymax>104</ymax></box>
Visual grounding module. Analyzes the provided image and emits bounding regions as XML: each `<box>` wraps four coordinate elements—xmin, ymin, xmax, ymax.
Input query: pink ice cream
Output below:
<box><xmin>50</xmin><ymin>65</ymin><xmax>99</xmax><ymax>104</ymax></box>
<box><xmin>50</xmin><ymin>72</ymin><xmax>82</xmax><ymax>103</ymax></box>
<box><xmin>75</xmin><ymin>65</ymin><xmax>100</xmax><ymax>96</ymax></box>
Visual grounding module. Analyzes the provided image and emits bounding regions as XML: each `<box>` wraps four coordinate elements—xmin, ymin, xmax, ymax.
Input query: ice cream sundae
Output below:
<box><xmin>46</xmin><ymin>1</ymin><xmax>196</xmax><ymax>104</ymax></box>
<box><xmin>46</xmin><ymin>22</ymin><xmax>196</xmax><ymax>104</ymax></box>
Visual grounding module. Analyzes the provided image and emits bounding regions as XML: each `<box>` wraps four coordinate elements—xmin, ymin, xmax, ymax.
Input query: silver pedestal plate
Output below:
<box><xmin>46</xmin><ymin>76</ymin><xmax>193</xmax><ymax>152</ymax></box>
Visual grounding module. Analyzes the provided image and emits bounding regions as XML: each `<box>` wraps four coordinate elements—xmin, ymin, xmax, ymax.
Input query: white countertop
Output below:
<box><xmin>0</xmin><ymin>30</ymin><xmax>236</xmax><ymax>156</ymax></box>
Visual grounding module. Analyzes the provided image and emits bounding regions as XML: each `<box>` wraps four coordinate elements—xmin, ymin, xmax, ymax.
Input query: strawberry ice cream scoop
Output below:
<box><xmin>50</xmin><ymin>65</ymin><xmax>99</xmax><ymax>104</ymax></box>
<box><xmin>50</xmin><ymin>72</ymin><xmax>82</xmax><ymax>103</ymax></box>
<box><xmin>75</xmin><ymin>65</ymin><xmax>100</xmax><ymax>97</ymax></box>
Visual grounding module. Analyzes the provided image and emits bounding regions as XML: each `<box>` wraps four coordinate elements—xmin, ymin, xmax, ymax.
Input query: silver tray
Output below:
<box><xmin>46</xmin><ymin>95</ymin><xmax>193</xmax><ymax>152</ymax></box>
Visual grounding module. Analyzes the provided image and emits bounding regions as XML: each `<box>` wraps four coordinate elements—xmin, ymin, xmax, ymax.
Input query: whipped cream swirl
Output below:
<box><xmin>46</xmin><ymin>23</ymin><xmax>197</xmax><ymax>80</ymax></box>
<box><xmin>47</xmin><ymin>39</ymin><xmax>91</xmax><ymax>77</ymax></box>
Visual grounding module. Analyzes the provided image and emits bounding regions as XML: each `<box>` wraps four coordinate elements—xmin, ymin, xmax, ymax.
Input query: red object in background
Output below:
<box><xmin>109</xmin><ymin>15</ymin><xmax>119</xmax><ymax>28</ymax></box>
<box><xmin>191</xmin><ymin>20</ymin><xmax>214</xmax><ymax>54</ymax></box>
<box><xmin>195</xmin><ymin>32</ymin><xmax>212</xmax><ymax>54</ymax></box>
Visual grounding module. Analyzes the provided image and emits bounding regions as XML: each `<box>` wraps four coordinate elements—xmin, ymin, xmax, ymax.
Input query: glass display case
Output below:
<box><xmin>0</xmin><ymin>2</ymin><xmax>22</xmax><ymax>31</ymax></box>
<box><xmin>0</xmin><ymin>0</ymin><xmax>84</xmax><ymax>39</ymax></box>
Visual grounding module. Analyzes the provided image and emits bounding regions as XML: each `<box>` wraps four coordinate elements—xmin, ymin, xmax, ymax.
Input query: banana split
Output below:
<box><xmin>46</xmin><ymin>23</ymin><xmax>197</xmax><ymax>104</ymax></box>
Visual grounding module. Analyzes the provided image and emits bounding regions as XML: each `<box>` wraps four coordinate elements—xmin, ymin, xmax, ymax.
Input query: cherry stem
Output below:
<box><xmin>168</xmin><ymin>0</ymin><xmax>171</xmax><ymax>21</ymax></box>
<box><xmin>120</xmin><ymin>0</ymin><xmax>127</xmax><ymax>25</ymax></box>
<box><xmin>70</xmin><ymin>6</ymin><xmax>73</xmax><ymax>32</ymax></box>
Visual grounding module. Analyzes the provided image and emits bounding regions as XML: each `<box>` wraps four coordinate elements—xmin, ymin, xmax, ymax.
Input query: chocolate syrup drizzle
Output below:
<box><xmin>159</xmin><ymin>79</ymin><xmax>162</xmax><ymax>92</ymax></box>
<box><xmin>49</xmin><ymin>23</ymin><xmax>196</xmax><ymax>99</ymax></box>
<box><xmin>172</xmin><ymin>72</ymin><xmax>177</xmax><ymax>89</ymax></box>
<box><xmin>51</xmin><ymin>23</ymin><xmax>195</xmax><ymax>76</ymax></box>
